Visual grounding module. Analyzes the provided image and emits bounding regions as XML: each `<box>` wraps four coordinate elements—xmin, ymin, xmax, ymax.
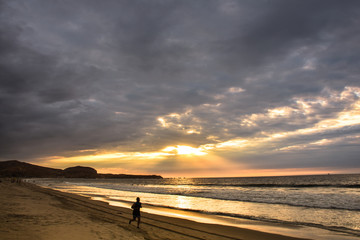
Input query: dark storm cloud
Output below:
<box><xmin>1</xmin><ymin>0</ymin><xmax>360</xmax><ymax>172</ymax></box>
<box><xmin>217</xmin><ymin>0</ymin><xmax>359</xmax><ymax>66</ymax></box>
<box><xmin>208</xmin><ymin>0</ymin><xmax>360</xmax><ymax>115</ymax></box>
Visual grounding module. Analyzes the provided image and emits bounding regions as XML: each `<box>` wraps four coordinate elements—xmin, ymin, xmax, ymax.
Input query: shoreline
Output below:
<box><xmin>1</xmin><ymin>179</ymin><xmax>307</xmax><ymax>240</ymax></box>
<box><xmin>97</xmin><ymin>196</ymin><xmax>360</xmax><ymax>240</ymax></box>
<box><xmin>35</xmin><ymin>178</ymin><xmax>360</xmax><ymax>240</ymax></box>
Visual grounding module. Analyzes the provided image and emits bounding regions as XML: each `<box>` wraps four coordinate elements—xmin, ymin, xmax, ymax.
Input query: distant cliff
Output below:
<box><xmin>63</xmin><ymin>166</ymin><xmax>98</xmax><ymax>178</ymax></box>
<box><xmin>0</xmin><ymin>160</ymin><xmax>162</xmax><ymax>179</ymax></box>
<box><xmin>0</xmin><ymin>160</ymin><xmax>63</xmax><ymax>178</ymax></box>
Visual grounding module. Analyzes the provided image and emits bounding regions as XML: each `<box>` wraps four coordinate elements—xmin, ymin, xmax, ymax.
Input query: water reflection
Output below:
<box><xmin>174</xmin><ymin>195</ymin><xmax>192</xmax><ymax>209</ymax></box>
<box><xmin>33</xmin><ymin>177</ymin><xmax>360</xmax><ymax>236</ymax></box>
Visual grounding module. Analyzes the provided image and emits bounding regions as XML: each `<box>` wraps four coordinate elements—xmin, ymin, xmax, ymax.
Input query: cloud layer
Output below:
<box><xmin>1</xmin><ymin>0</ymin><xmax>360</xmax><ymax>176</ymax></box>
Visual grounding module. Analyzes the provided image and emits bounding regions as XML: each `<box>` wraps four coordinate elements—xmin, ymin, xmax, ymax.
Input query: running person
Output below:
<box><xmin>129</xmin><ymin>197</ymin><xmax>142</xmax><ymax>228</ymax></box>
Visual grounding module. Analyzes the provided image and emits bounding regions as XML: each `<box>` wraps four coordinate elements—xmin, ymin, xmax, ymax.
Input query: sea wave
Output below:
<box><xmin>81</xmin><ymin>183</ymin><xmax>360</xmax><ymax>211</ymax></box>
<box><xmin>107</xmin><ymin>197</ymin><xmax>360</xmax><ymax>238</ymax></box>
<box><xmin>212</xmin><ymin>184</ymin><xmax>360</xmax><ymax>188</ymax></box>
<box><xmin>31</xmin><ymin>177</ymin><xmax>360</xmax><ymax>237</ymax></box>
<box><xmin>140</xmin><ymin>183</ymin><xmax>360</xmax><ymax>188</ymax></box>
<box><xmin>115</xmin><ymin>188</ymin><xmax>360</xmax><ymax>211</ymax></box>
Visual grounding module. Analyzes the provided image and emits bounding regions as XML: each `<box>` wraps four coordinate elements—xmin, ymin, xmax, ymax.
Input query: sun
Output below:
<box><xmin>162</xmin><ymin>145</ymin><xmax>207</xmax><ymax>156</ymax></box>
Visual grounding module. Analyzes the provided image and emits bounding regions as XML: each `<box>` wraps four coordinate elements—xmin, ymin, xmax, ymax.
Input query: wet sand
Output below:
<box><xmin>0</xmin><ymin>179</ymin><xmax>309</xmax><ymax>240</ymax></box>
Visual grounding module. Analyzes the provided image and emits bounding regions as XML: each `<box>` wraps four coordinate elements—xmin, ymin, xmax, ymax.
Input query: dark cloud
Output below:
<box><xmin>1</xmin><ymin>0</ymin><xmax>360</xmax><ymax>173</ymax></box>
<box><xmin>216</xmin><ymin>0</ymin><xmax>360</xmax><ymax>67</ymax></box>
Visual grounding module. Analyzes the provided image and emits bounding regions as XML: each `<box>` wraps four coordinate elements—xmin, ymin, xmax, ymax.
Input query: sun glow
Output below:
<box><xmin>33</xmin><ymin>87</ymin><xmax>360</xmax><ymax>178</ymax></box>
<box><xmin>162</xmin><ymin>145</ymin><xmax>207</xmax><ymax>156</ymax></box>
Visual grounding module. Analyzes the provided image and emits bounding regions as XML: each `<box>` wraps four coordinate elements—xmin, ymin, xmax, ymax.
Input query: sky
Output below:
<box><xmin>1</xmin><ymin>0</ymin><xmax>360</xmax><ymax>177</ymax></box>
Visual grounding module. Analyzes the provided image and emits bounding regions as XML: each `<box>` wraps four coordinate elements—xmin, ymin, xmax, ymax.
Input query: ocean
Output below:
<box><xmin>30</xmin><ymin>174</ymin><xmax>360</xmax><ymax>239</ymax></box>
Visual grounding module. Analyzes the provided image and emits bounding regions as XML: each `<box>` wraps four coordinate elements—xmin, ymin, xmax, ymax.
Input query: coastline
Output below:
<box><xmin>0</xmin><ymin>179</ymin><xmax>308</xmax><ymax>240</ymax></box>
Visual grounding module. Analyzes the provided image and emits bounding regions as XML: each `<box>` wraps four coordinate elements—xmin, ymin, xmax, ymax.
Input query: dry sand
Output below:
<box><xmin>0</xmin><ymin>179</ymin><xmax>308</xmax><ymax>240</ymax></box>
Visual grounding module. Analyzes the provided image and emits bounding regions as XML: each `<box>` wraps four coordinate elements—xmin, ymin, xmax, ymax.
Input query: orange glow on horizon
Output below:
<box><xmin>36</xmin><ymin>154</ymin><xmax>360</xmax><ymax>178</ymax></box>
<box><xmin>157</xmin><ymin>167</ymin><xmax>360</xmax><ymax>178</ymax></box>
<box><xmin>33</xmin><ymin>87</ymin><xmax>360</xmax><ymax>178</ymax></box>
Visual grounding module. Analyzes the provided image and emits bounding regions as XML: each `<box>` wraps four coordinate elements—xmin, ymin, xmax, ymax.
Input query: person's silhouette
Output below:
<box><xmin>129</xmin><ymin>197</ymin><xmax>142</xmax><ymax>228</ymax></box>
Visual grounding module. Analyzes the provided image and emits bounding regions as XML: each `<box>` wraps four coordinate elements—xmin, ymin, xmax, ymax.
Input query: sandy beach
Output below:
<box><xmin>0</xmin><ymin>179</ymin><xmax>309</xmax><ymax>240</ymax></box>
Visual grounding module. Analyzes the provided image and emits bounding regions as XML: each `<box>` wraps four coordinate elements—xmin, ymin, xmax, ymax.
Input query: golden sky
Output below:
<box><xmin>40</xmin><ymin>87</ymin><xmax>360</xmax><ymax>177</ymax></box>
<box><xmin>2</xmin><ymin>1</ymin><xmax>360</xmax><ymax>177</ymax></box>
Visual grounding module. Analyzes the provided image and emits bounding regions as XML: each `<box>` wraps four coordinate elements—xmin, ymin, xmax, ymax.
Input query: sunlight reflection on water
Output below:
<box><xmin>31</xmin><ymin>176</ymin><xmax>360</xmax><ymax>239</ymax></box>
